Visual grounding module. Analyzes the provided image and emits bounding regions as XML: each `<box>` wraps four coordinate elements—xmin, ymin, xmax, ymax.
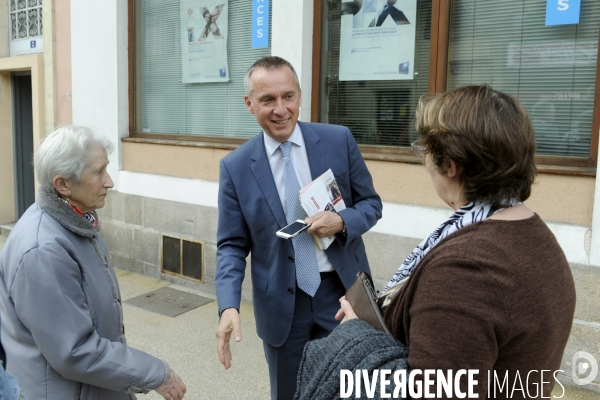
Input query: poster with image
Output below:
<box><xmin>339</xmin><ymin>0</ymin><xmax>417</xmax><ymax>81</ymax></box>
<box><xmin>181</xmin><ymin>0</ymin><xmax>229</xmax><ymax>83</ymax></box>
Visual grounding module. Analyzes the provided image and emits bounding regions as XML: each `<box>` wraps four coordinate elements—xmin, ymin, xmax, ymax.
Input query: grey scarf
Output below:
<box><xmin>36</xmin><ymin>186</ymin><xmax>100</xmax><ymax>238</ymax></box>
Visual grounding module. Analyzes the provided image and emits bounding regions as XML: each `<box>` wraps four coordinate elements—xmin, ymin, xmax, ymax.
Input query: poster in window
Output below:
<box><xmin>181</xmin><ymin>0</ymin><xmax>229</xmax><ymax>83</ymax></box>
<box><xmin>339</xmin><ymin>0</ymin><xmax>417</xmax><ymax>81</ymax></box>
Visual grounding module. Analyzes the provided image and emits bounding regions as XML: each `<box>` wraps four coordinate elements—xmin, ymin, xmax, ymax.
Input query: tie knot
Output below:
<box><xmin>280</xmin><ymin>141</ymin><xmax>292</xmax><ymax>159</ymax></box>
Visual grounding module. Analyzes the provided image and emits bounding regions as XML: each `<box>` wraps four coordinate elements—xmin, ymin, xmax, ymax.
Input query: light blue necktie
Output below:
<box><xmin>280</xmin><ymin>141</ymin><xmax>321</xmax><ymax>297</ymax></box>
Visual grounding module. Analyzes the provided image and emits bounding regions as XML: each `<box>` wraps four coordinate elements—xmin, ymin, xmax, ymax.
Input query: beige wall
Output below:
<box><xmin>54</xmin><ymin>0</ymin><xmax>72</xmax><ymax>126</ymax></box>
<box><xmin>0</xmin><ymin>71</ymin><xmax>15</xmax><ymax>224</ymax></box>
<box><xmin>122</xmin><ymin>142</ymin><xmax>595</xmax><ymax>226</ymax></box>
<box><xmin>368</xmin><ymin>160</ymin><xmax>595</xmax><ymax>226</ymax></box>
<box><xmin>43</xmin><ymin>0</ymin><xmax>55</xmax><ymax>134</ymax></box>
<box><xmin>122</xmin><ymin>142</ymin><xmax>231</xmax><ymax>182</ymax></box>
<box><xmin>528</xmin><ymin>174</ymin><xmax>595</xmax><ymax>226</ymax></box>
<box><xmin>0</xmin><ymin>0</ymin><xmax>8</xmax><ymax>58</ymax></box>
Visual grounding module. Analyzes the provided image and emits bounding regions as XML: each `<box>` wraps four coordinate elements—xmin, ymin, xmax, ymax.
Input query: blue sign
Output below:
<box><xmin>252</xmin><ymin>0</ymin><xmax>269</xmax><ymax>48</ymax></box>
<box><xmin>30</xmin><ymin>40</ymin><xmax>36</xmax><ymax>48</ymax></box>
<box><xmin>546</xmin><ymin>0</ymin><xmax>581</xmax><ymax>26</ymax></box>
<box><xmin>398</xmin><ymin>62</ymin><xmax>409</xmax><ymax>75</ymax></box>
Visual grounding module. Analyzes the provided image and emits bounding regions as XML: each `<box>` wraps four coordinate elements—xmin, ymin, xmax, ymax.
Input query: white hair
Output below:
<box><xmin>35</xmin><ymin>125</ymin><xmax>114</xmax><ymax>189</ymax></box>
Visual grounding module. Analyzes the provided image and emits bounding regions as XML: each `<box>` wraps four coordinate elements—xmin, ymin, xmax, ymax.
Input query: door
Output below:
<box><xmin>12</xmin><ymin>73</ymin><xmax>35</xmax><ymax>219</ymax></box>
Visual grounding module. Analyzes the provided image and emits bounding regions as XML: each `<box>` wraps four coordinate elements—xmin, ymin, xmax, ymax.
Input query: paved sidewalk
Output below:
<box><xmin>117</xmin><ymin>269</ymin><xmax>271</xmax><ymax>399</ymax></box>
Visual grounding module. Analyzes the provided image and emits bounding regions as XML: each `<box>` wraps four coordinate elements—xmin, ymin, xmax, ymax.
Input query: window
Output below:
<box><xmin>315</xmin><ymin>0</ymin><xmax>600</xmax><ymax>170</ymax></box>
<box><xmin>447</xmin><ymin>0</ymin><xmax>600</xmax><ymax>160</ymax></box>
<box><xmin>318</xmin><ymin>0</ymin><xmax>432</xmax><ymax>148</ymax></box>
<box><xmin>133</xmin><ymin>0</ymin><xmax>270</xmax><ymax>138</ymax></box>
<box><xmin>9</xmin><ymin>0</ymin><xmax>43</xmax><ymax>56</ymax></box>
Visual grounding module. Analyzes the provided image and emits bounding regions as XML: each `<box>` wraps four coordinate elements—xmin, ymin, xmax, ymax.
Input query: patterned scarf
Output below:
<box><xmin>382</xmin><ymin>199</ymin><xmax>522</xmax><ymax>293</ymax></box>
<box><xmin>58</xmin><ymin>196</ymin><xmax>98</xmax><ymax>228</ymax></box>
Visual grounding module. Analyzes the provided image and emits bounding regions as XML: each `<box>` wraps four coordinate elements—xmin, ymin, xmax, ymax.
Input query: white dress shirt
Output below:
<box><xmin>263</xmin><ymin>124</ymin><xmax>334</xmax><ymax>273</ymax></box>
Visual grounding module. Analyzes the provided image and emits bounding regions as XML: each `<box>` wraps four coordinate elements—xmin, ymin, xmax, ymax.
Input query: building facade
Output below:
<box><xmin>1</xmin><ymin>0</ymin><xmax>599</xmax><ymax>393</ymax></box>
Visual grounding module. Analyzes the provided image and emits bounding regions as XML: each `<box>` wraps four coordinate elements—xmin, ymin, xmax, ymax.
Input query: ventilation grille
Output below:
<box><xmin>161</xmin><ymin>235</ymin><xmax>204</xmax><ymax>282</ymax></box>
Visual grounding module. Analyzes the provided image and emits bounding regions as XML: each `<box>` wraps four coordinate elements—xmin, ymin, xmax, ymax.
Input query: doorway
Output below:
<box><xmin>12</xmin><ymin>72</ymin><xmax>35</xmax><ymax>219</ymax></box>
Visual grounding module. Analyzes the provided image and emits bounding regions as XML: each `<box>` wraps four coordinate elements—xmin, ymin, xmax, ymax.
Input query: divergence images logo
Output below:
<box><xmin>572</xmin><ymin>351</ymin><xmax>599</xmax><ymax>386</ymax></box>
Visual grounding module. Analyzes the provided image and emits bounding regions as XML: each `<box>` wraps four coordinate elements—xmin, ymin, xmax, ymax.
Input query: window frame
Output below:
<box><xmin>310</xmin><ymin>0</ymin><xmax>600</xmax><ymax>175</ymax></box>
<box><xmin>127</xmin><ymin>0</ymin><xmax>269</xmax><ymax>148</ymax></box>
<box><xmin>127</xmin><ymin>0</ymin><xmax>600</xmax><ymax>175</ymax></box>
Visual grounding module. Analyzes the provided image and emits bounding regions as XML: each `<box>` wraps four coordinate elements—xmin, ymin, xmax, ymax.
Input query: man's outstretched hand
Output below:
<box><xmin>216</xmin><ymin>308</ymin><xmax>242</xmax><ymax>369</ymax></box>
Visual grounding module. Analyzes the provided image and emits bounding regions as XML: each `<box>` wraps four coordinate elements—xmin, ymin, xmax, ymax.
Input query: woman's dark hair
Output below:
<box><xmin>415</xmin><ymin>84</ymin><xmax>537</xmax><ymax>208</ymax></box>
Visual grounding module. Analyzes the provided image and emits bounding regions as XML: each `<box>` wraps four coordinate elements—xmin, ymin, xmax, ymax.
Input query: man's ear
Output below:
<box><xmin>446</xmin><ymin>159</ymin><xmax>463</xmax><ymax>179</ymax></box>
<box><xmin>244</xmin><ymin>95</ymin><xmax>254</xmax><ymax>114</ymax></box>
<box><xmin>53</xmin><ymin>176</ymin><xmax>71</xmax><ymax>198</ymax></box>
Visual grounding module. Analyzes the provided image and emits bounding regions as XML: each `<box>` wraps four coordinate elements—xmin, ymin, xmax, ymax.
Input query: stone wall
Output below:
<box><xmin>96</xmin><ymin>190</ymin><xmax>421</xmax><ymax>303</ymax></box>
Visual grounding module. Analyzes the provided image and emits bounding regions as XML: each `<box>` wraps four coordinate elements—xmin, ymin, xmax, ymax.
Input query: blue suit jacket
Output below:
<box><xmin>215</xmin><ymin>122</ymin><xmax>382</xmax><ymax>347</ymax></box>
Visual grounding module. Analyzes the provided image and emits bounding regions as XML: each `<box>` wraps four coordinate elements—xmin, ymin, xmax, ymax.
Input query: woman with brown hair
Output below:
<box><xmin>295</xmin><ymin>85</ymin><xmax>576</xmax><ymax>399</ymax></box>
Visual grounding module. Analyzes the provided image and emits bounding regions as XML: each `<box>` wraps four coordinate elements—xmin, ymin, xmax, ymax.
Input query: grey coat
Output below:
<box><xmin>295</xmin><ymin>319</ymin><xmax>408</xmax><ymax>400</ymax></box>
<box><xmin>0</xmin><ymin>187</ymin><xmax>169</xmax><ymax>400</ymax></box>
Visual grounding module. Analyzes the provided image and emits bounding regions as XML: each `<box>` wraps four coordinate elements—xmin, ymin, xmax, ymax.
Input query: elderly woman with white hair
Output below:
<box><xmin>0</xmin><ymin>126</ymin><xmax>186</xmax><ymax>400</ymax></box>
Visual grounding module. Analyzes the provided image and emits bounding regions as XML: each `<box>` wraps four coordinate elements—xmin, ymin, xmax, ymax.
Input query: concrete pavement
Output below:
<box><xmin>0</xmin><ymin>231</ymin><xmax>597</xmax><ymax>399</ymax></box>
<box><xmin>117</xmin><ymin>269</ymin><xmax>271</xmax><ymax>399</ymax></box>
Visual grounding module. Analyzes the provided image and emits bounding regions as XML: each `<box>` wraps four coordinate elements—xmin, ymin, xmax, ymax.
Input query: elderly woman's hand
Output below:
<box><xmin>154</xmin><ymin>368</ymin><xmax>186</xmax><ymax>400</ymax></box>
<box><xmin>334</xmin><ymin>296</ymin><xmax>358</xmax><ymax>324</ymax></box>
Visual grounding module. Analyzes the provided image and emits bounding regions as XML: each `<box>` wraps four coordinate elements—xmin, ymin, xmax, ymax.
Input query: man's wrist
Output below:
<box><xmin>220</xmin><ymin>307</ymin><xmax>239</xmax><ymax>318</ymax></box>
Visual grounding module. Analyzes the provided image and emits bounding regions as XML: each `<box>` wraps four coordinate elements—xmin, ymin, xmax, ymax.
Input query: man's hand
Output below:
<box><xmin>305</xmin><ymin>211</ymin><xmax>344</xmax><ymax>238</ymax></box>
<box><xmin>154</xmin><ymin>368</ymin><xmax>186</xmax><ymax>400</ymax></box>
<box><xmin>335</xmin><ymin>296</ymin><xmax>358</xmax><ymax>324</ymax></box>
<box><xmin>216</xmin><ymin>308</ymin><xmax>242</xmax><ymax>369</ymax></box>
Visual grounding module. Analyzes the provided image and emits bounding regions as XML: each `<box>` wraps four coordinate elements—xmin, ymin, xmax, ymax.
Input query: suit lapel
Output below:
<box><xmin>250</xmin><ymin>133</ymin><xmax>288</xmax><ymax>228</ymax></box>
<box><xmin>299</xmin><ymin>122</ymin><xmax>326</xmax><ymax>180</ymax></box>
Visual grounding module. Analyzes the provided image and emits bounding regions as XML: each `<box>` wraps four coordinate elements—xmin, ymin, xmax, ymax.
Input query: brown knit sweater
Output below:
<box><xmin>383</xmin><ymin>214</ymin><xmax>576</xmax><ymax>399</ymax></box>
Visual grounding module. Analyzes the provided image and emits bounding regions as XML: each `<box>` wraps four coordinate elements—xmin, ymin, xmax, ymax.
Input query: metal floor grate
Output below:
<box><xmin>125</xmin><ymin>287</ymin><xmax>213</xmax><ymax>317</ymax></box>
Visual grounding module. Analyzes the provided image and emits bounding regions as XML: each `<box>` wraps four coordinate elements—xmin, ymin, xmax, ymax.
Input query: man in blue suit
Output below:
<box><xmin>215</xmin><ymin>56</ymin><xmax>382</xmax><ymax>400</ymax></box>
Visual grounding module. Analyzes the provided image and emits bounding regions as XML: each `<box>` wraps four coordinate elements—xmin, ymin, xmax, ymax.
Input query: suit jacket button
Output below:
<box><xmin>288</xmin><ymin>256</ymin><xmax>294</xmax><ymax>262</ymax></box>
<box><xmin>287</xmin><ymin>288</ymin><xmax>294</xmax><ymax>294</ymax></box>
<box><xmin>350</xmin><ymin>239</ymin><xmax>356</xmax><ymax>245</ymax></box>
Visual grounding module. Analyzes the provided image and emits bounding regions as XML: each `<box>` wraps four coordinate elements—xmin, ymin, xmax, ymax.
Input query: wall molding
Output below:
<box><xmin>118</xmin><ymin>171</ymin><xmax>592</xmax><ymax>266</ymax></box>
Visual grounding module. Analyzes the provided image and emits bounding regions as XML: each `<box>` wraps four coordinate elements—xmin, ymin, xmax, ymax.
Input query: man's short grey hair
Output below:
<box><xmin>244</xmin><ymin>56</ymin><xmax>301</xmax><ymax>98</ymax></box>
<box><xmin>35</xmin><ymin>125</ymin><xmax>114</xmax><ymax>189</ymax></box>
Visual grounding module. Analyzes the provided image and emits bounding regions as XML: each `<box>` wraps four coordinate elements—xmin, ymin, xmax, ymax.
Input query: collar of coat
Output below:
<box><xmin>37</xmin><ymin>186</ymin><xmax>101</xmax><ymax>238</ymax></box>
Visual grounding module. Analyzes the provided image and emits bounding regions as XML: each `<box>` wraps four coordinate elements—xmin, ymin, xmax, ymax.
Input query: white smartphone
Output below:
<box><xmin>276</xmin><ymin>220</ymin><xmax>311</xmax><ymax>239</ymax></box>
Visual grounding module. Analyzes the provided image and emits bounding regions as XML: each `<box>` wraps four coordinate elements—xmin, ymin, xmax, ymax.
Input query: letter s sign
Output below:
<box><xmin>546</xmin><ymin>0</ymin><xmax>580</xmax><ymax>25</ymax></box>
<box><xmin>557</xmin><ymin>0</ymin><xmax>569</xmax><ymax>11</ymax></box>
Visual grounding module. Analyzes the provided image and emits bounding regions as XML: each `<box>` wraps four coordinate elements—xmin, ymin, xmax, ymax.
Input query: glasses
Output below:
<box><xmin>411</xmin><ymin>139</ymin><xmax>427</xmax><ymax>157</ymax></box>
